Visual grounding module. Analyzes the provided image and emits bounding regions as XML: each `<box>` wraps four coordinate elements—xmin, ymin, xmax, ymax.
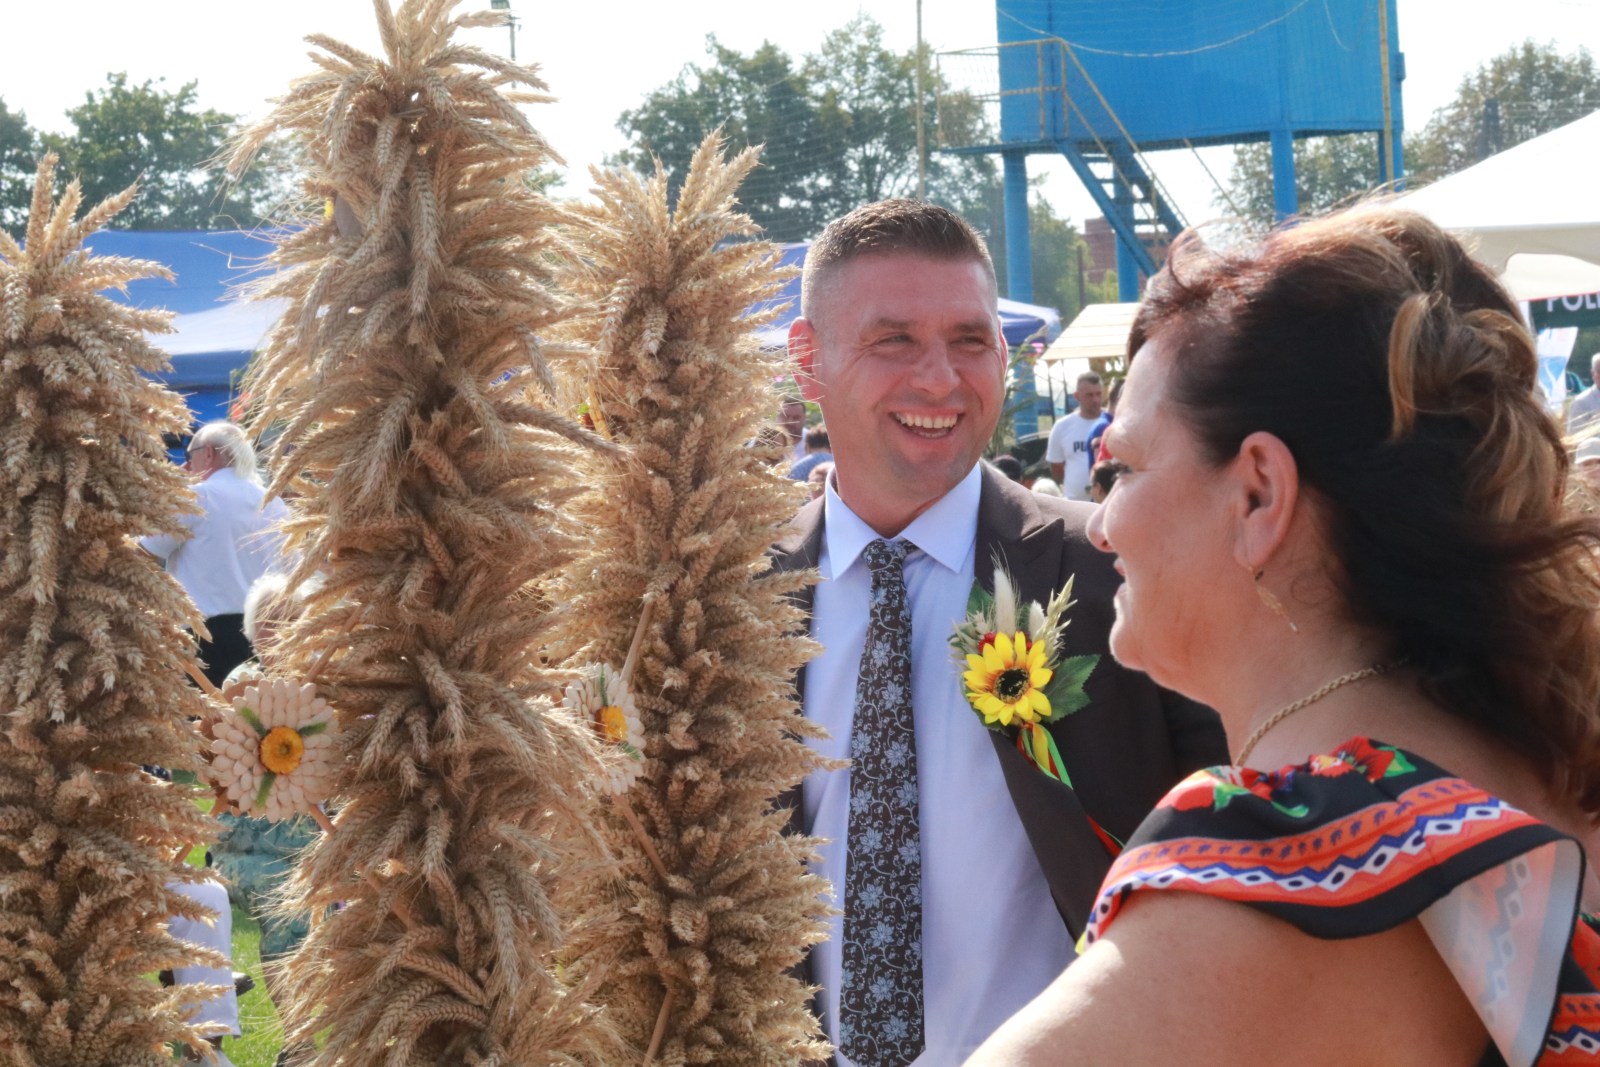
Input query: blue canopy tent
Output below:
<box><xmin>83</xmin><ymin>230</ymin><xmax>288</xmax><ymax>429</ymax></box>
<box><xmin>749</xmin><ymin>241</ymin><xmax>1062</xmax><ymax>350</ymax></box>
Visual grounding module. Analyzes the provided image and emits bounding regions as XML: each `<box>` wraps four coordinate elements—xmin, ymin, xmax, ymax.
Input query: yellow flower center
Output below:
<box><xmin>595</xmin><ymin>705</ymin><xmax>630</xmax><ymax>745</ymax></box>
<box><xmin>260</xmin><ymin>727</ymin><xmax>305</xmax><ymax>776</ymax></box>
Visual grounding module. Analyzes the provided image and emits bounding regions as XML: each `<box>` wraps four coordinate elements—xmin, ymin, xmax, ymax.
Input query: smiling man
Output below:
<box><xmin>773</xmin><ymin>199</ymin><xmax>1225</xmax><ymax>1067</ymax></box>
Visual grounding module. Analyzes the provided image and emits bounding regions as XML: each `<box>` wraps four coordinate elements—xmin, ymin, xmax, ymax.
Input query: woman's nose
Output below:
<box><xmin>1086</xmin><ymin>498</ymin><xmax>1113</xmax><ymax>554</ymax></box>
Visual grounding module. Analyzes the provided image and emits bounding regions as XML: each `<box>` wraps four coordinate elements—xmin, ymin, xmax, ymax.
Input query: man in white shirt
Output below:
<box><xmin>777</xmin><ymin>199</ymin><xmax>1224</xmax><ymax>1067</ymax></box>
<box><xmin>1567</xmin><ymin>354</ymin><xmax>1600</xmax><ymax>434</ymax></box>
<box><xmin>141</xmin><ymin>421</ymin><xmax>288</xmax><ymax>686</ymax></box>
<box><xmin>1045</xmin><ymin>373</ymin><xmax>1106</xmax><ymax>501</ymax></box>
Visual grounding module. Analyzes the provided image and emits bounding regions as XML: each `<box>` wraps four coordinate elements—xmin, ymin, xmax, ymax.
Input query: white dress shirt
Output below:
<box><xmin>141</xmin><ymin>468</ymin><xmax>289</xmax><ymax>620</ymax></box>
<box><xmin>802</xmin><ymin>464</ymin><xmax>1073</xmax><ymax>1067</ymax></box>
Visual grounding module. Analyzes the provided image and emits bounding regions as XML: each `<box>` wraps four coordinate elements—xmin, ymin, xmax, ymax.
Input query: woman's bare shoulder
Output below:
<box><xmin>965</xmin><ymin>890</ymin><xmax>1486</xmax><ymax>1067</ymax></box>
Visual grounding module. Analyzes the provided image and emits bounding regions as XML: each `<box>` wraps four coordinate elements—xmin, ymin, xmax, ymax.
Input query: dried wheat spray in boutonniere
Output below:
<box><xmin>0</xmin><ymin>155</ymin><xmax>224</xmax><ymax>1066</ymax></box>
<box><xmin>224</xmin><ymin>2</ymin><xmax>619</xmax><ymax>1063</ymax></box>
<box><xmin>550</xmin><ymin>134</ymin><xmax>834</xmax><ymax>1065</ymax></box>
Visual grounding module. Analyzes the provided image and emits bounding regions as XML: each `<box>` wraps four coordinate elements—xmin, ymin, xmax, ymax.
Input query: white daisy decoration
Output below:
<box><xmin>563</xmin><ymin>664</ymin><xmax>645</xmax><ymax>795</ymax></box>
<box><xmin>208</xmin><ymin>677</ymin><xmax>338</xmax><ymax>822</ymax></box>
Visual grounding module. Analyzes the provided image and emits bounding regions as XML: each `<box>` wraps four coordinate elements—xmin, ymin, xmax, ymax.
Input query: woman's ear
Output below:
<box><xmin>1232</xmin><ymin>430</ymin><xmax>1300</xmax><ymax>571</ymax></box>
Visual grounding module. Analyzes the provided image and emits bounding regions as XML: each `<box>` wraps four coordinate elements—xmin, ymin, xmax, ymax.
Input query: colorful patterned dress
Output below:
<box><xmin>1084</xmin><ymin>738</ymin><xmax>1600</xmax><ymax>1067</ymax></box>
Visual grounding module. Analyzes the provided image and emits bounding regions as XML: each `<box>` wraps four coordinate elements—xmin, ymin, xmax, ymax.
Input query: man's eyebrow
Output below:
<box><xmin>867</xmin><ymin>317</ymin><xmax>915</xmax><ymax>332</ymax></box>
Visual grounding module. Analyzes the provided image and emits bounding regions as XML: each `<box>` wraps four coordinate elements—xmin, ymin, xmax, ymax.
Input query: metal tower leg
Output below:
<box><xmin>1001</xmin><ymin>151</ymin><xmax>1039</xmax><ymax>437</ymax></box>
<box><xmin>1271</xmin><ymin>127</ymin><xmax>1298</xmax><ymax>222</ymax></box>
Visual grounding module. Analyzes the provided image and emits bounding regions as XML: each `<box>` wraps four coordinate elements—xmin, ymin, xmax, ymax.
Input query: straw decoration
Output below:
<box><xmin>553</xmin><ymin>134</ymin><xmax>833</xmax><ymax>1066</ymax></box>
<box><xmin>227</xmin><ymin>2</ymin><xmax>617</xmax><ymax>1063</ymax></box>
<box><xmin>0</xmin><ymin>154</ymin><xmax>223</xmax><ymax>1065</ymax></box>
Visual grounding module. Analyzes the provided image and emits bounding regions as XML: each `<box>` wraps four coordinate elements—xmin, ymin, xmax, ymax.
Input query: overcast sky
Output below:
<box><xmin>5</xmin><ymin>0</ymin><xmax>1598</xmax><ymax>228</ymax></box>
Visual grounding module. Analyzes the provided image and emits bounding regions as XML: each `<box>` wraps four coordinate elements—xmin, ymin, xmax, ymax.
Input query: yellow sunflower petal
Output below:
<box><xmin>1031</xmin><ymin>666</ymin><xmax>1053</xmax><ymax>688</ymax></box>
<box><xmin>982</xmin><ymin>642</ymin><xmax>1006</xmax><ymax>671</ymax></box>
<box><xmin>966</xmin><ymin>653</ymin><xmax>988</xmax><ymax>672</ymax></box>
<box><xmin>963</xmin><ymin>670</ymin><xmax>991</xmax><ymax>691</ymax></box>
<box><xmin>1013</xmin><ymin>632</ymin><xmax>1029</xmax><ymax>661</ymax></box>
<box><xmin>1027</xmin><ymin>639</ymin><xmax>1048</xmax><ymax>670</ymax></box>
<box><xmin>977</xmin><ymin>694</ymin><xmax>1005</xmax><ymax>718</ymax></box>
<box><xmin>997</xmin><ymin>703</ymin><xmax>1015</xmax><ymax>726</ymax></box>
<box><xmin>993</xmin><ymin>631</ymin><xmax>1015</xmax><ymax>663</ymax></box>
<box><xmin>1028</xmin><ymin>688</ymin><xmax>1053</xmax><ymax>717</ymax></box>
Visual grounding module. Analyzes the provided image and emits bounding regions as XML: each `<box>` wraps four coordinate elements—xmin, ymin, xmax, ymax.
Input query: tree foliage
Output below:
<box><xmin>614</xmin><ymin>15</ymin><xmax>994</xmax><ymax>242</ymax></box>
<box><xmin>0</xmin><ymin>100</ymin><xmax>38</xmax><ymax>238</ymax></box>
<box><xmin>1408</xmin><ymin>39</ymin><xmax>1600</xmax><ymax>182</ymax></box>
<box><xmin>1220</xmin><ymin>40</ymin><xmax>1600</xmax><ymax>230</ymax></box>
<box><xmin>28</xmin><ymin>74</ymin><xmax>293</xmax><ymax>232</ymax></box>
<box><xmin>1218</xmin><ymin>132</ymin><xmax>1384</xmax><ymax>231</ymax></box>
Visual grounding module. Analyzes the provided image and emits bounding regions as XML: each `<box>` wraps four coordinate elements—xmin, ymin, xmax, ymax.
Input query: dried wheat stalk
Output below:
<box><xmin>554</xmin><ymin>135</ymin><xmax>832</xmax><ymax>1066</ymax></box>
<box><xmin>0</xmin><ymin>154</ymin><xmax>222</xmax><ymax>1066</ymax></box>
<box><xmin>227</xmin><ymin>2</ymin><xmax>616</xmax><ymax>1063</ymax></box>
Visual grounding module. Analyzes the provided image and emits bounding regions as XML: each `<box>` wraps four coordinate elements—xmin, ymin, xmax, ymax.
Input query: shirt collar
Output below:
<box><xmin>821</xmin><ymin>463</ymin><xmax>982</xmax><ymax>578</ymax></box>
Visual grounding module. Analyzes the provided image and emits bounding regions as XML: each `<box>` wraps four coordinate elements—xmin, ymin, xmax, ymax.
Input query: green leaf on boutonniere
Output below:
<box><xmin>1041</xmin><ymin>655</ymin><xmax>1099</xmax><ymax>721</ymax></box>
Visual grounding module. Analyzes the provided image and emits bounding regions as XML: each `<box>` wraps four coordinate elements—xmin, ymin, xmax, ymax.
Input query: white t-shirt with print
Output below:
<box><xmin>1045</xmin><ymin>411</ymin><xmax>1101</xmax><ymax>501</ymax></box>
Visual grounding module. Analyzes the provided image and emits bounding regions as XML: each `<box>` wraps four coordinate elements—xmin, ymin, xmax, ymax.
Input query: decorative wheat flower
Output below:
<box><xmin>553</xmin><ymin>134</ymin><xmax>833</xmax><ymax>1066</ymax></box>
<box><xmin>209</xmin><ymin>679</ymin><xmax>337</xmax><ymax>822</ymax></box>
<box><xmin>0</xmin><ymin>154</ymin><xmax>224</xmax><ymax>1065</ymax></box>
<box><xmin>225</xmin><ymin>2</ymin><xmax>617</xmax><ymax>1064</ymax></box>
<box><xmin>562</xmin><ymin>664</ymin><xmax>645</xmax><ymax>796</ymax></box>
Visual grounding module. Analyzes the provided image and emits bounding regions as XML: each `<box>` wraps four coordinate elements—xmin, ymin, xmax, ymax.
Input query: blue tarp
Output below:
<box><xmin>750</xmin><ymin>241</ymin><xmax>1063</xmax><ymax>350</ymax></box>
<box><xmin>85</xmin><ymin>230</ymin><xmax>287</xmax><ymax>426</ymax></box>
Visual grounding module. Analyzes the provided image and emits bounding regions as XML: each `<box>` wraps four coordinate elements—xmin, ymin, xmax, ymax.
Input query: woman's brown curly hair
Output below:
<box><xmin>1130</xmin><ymin>205</ymin><xmax>1600</xmax><ymax>815</ymax></box>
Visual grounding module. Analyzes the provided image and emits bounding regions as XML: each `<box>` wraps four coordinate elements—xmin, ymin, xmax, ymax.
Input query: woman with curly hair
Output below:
<box><xmin>970</xmin><ymin>205</ymin><xmax>1600</xmax><ymax>1067</ymax></box>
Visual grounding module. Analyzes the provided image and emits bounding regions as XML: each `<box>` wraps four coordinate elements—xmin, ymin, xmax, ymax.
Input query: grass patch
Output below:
<box><xmin>185</xmin><ymin>787</ymin><xmax>284</xmax><ymax>1064</ymax></box>
<box><xmin>224</xmin><ymin>904</ymin><xmax>285</xmax><ymax>1067</ymax></box>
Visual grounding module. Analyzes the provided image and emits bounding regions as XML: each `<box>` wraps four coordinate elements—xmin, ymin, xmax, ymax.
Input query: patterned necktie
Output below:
<box><xmin>840</xmin><ymin>537</ymin><xmax>923</xmax><ymax>1067</ymax></box>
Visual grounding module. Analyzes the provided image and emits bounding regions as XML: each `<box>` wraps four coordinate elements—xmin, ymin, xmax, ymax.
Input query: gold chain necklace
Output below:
<box><xmin>1233</xmin><ymin>663</ymin><xmax>1396</xmax><ymax>766</ymax></box>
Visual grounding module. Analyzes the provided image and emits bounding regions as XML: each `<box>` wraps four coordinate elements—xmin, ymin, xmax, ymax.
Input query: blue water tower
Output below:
<box><xmin>951</xmin><ymin>0</ymin><xmax>1405</xmax><ymax>309</ymax></box>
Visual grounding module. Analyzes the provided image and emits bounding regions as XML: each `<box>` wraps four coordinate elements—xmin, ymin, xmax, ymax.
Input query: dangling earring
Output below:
<box><xmin>1250</xmin><ymin>564</ymin><xmax>1299</xmax><ymax>634</ymax></box>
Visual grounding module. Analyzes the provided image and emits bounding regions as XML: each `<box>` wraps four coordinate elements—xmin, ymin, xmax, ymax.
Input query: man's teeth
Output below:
<box><xmin>894</xmin><ymin>413</ymin><xmax>958</xmax><ymax>430</ymax></box>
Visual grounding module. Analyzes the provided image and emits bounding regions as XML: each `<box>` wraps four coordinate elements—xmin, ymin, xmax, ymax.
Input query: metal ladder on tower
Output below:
<box><xmin>1046</xmin><ymin>38</ymin><xmax>1187</xmax><ymax>277</ymax></box>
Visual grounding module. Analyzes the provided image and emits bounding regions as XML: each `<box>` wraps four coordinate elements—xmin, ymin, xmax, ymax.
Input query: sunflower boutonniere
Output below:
<box><xmin>949</xmin><ymin>563</ymin><xmax>1099</xmax><ymax>785</ymax></box>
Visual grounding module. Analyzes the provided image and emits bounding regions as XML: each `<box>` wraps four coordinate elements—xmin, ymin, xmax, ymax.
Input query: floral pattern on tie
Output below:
<box><xmin>839</xmin><ymin>538</ymin><xmax>923</xmax><ymax>1067</ymax></box>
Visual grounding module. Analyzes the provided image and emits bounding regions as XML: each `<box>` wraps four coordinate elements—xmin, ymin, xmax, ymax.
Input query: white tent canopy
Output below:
<box><xmin>1397</xmin><ymin>109</ymin><xmax>1600</xmax><ymax>300</ymax></box>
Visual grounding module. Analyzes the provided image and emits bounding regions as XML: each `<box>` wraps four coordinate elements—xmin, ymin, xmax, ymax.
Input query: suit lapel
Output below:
<box><xmin>771</xmin><ymin>498</ymin><xmax>825</xmax><ymax>834</ymax></box>
<box><xmin>975</xmin><ymin>468</ymin><xmax>1117</xmax><ymax>940</ymax></box>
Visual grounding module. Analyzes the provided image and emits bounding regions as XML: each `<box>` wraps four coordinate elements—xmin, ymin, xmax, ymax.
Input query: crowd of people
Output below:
<box><xmin>151</xmin><ymin>193</ymin><xmax>1600</xmax><ymax>1067</ymax></box>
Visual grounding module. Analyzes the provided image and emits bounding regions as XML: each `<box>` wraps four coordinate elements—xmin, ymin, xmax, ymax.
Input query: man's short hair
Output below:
<box><xmin>1076</xmin><ymin>372</ymin><xmax>1103</xmax><ymax>389</ymax></box>
<box><xmin>993</xmin><ymin>454</ymin><xmax>1024</xmax><ymax>482</ymax></box>
<box><xmin>805</xmin><ymin>424</ymin><xmax>831</xmax><ymax>451</ymax></box>
<box><xmin>801</xmin><ymin>198</ymin><xmax>996</xmax><ymax>321</ymax></box>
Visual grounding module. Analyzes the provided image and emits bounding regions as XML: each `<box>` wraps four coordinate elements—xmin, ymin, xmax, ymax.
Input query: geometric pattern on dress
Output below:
<box><xmin>1087</xmin><ymin>791</ymin><xmax>1528</xmax><ymax>946</ymax></box>
<box><xmin>839</xmin><ymin>537</ymin><xmax>923</xmax><ymax>1067</ymax></box>
<box><xmin>1546</xmin><ymin>995</ymin><xmax>1600</xmax><ymax>1062</ymax></box>
<box><xmin>1081</xmin><ymin>740</ymin><xmax>1600</xmax><ymax>1066</ymax></box>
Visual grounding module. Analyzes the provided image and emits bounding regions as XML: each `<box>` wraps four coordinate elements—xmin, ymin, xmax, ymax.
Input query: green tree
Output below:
<box><xmin>1217</xmin><ymin>132</ymin><xmax>1384</xmax><ymax>231</ymax></box>
<box><xmin>0</xmin><ymin>99</ymin><xmax>39</xmax><ymax>238</ymax></box>
<box><xmin>805</xmin><ymin>17</ymin><xmax>994</xmax><ymax>222</ymax></box>
<box><xmin>44</xmin><ymin>73</ymin><xmax>287</xmax><ymax>230</ymax></box>
<box><xmin>1409</xmin><ymin>39</ymin><xmax>1600</xmax><ymax>182</ymax></box>
<box><xmin>1219</xmin><ymin>41</ymin><xmax>1600</xmax><ymax>229</ymax></box>
<box><xmin>614</xmin><ymin>37</ymin><xmax>824</xmax><ymax>240</ymax></box>
<box><xmin>613</xmin><ymin>15</ymin><xmax>994</xmax><ymax>242</ymax></box>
